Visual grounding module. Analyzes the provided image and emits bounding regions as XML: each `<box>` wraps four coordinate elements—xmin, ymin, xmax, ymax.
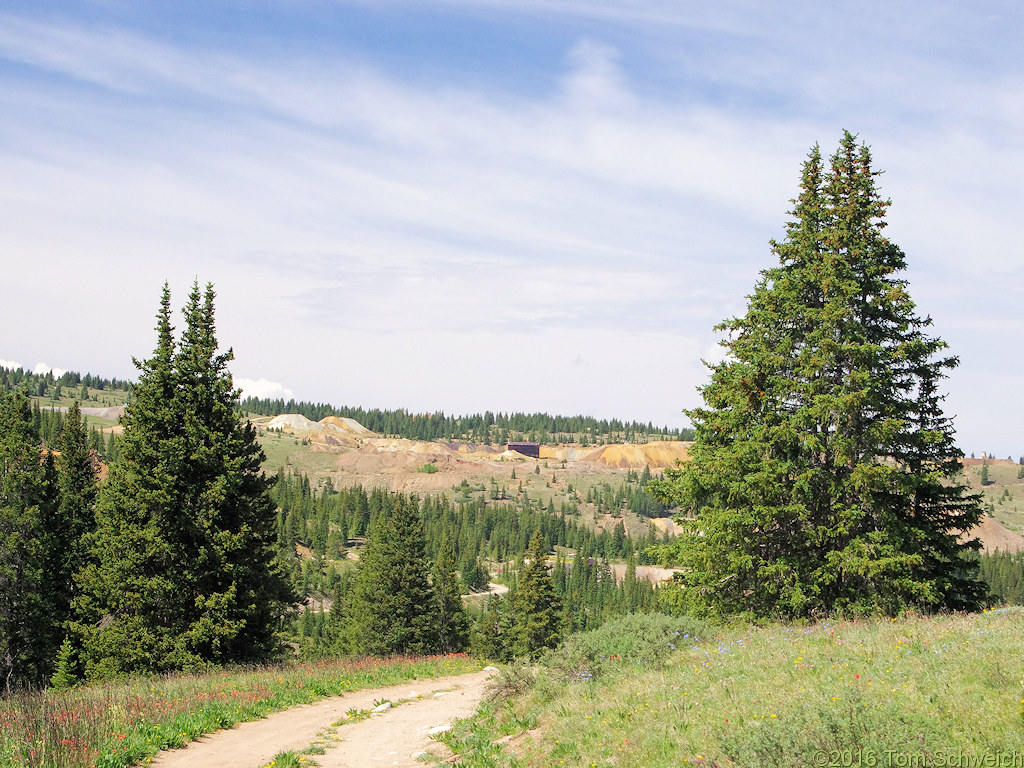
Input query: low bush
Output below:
<box><xmin>483</xmin><ymin>664</ymin><xmax>535</xmax><ymax>705</ymax></box>
<box><xmin>541</xmin><ymin>613</ymin><xmax>711</xmax><ymax>682</ymax></box>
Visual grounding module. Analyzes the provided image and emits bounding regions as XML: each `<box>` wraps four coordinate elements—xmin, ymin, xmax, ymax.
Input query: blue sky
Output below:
<box><xmin>1</xmin><ymin>1</ymin><xmax>1022</xmax><ymax>455</ymax></box>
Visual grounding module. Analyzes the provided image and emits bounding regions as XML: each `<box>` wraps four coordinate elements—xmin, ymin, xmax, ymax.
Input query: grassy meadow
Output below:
<box><xmin>5</xmin><ymin>610</ymin><xmax>1021</xmax><ymax>768</ymax></box>
<box><xmin>29</xmin><ymin>387</ymin><xmax>129</xmax><ymax>412</ymax></box>
<box><xmin>446</xmin><ymin>609</ymin><xmax>1024</xmax><ymax>768</ymax></box>
<box><xmin>256</xmin><ymin>426</ymin><xmax>345</xmax><ymax>478</ymax></box>
<box><xmin>970</xmin><ymin>461</ymin><xmax>1024</xmax><ymax>536</ymax></box>
<box><xmin>0</xmin><ymin>654</ymin><xmax>483</xmax><ymax>768</ymax></box>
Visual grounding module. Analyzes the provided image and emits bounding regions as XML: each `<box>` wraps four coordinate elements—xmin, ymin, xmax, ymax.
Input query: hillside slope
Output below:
<box><xmin>255</xmin><ymin>413</ymin><xmax>1023</xmax><ymax>553</ymax></box>
<box><xmin>450</xmin><ymin>610</ymin><xmax>1024</xmax><ymax>767</ymax></box>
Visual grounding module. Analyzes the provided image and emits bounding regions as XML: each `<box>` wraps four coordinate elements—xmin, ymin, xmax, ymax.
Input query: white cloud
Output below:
<box><xmin>561</xmin><ymin>40</ymin><xmax>633</xmax><ymax>113</ymax></box>
<box><xmin>235</xmin><ymin>377</ymin><xmax>295</xmax><ymax>401</ymax></box>
<box><xmin>32</xmin><ymin>362</ymin><xmax>66</xmax><ymax>378</ymax></box>
<box><xmin>0</xmin><ymin>358</ymin><xmax>22</xmax><ymax>370</ymax></box>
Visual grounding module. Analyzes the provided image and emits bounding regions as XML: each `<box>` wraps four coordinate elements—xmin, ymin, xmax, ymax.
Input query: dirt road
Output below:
<box><xmin>148</xmin><ymin>669</ymin><xmax>496</xmax><ymax>768</ymax></box>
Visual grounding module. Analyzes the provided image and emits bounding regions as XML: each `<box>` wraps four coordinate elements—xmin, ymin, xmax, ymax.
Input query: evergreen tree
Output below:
<box><xmin>472</xmin><ymin>594</ymin><xmax>513</xmax><ymax>661</ymax></box>
<box><xmin>49</xmin><ymin>637</ymin><xmax>80</xmax><ymax>691</ymax></box>
<box><xmin>41</xmin><ymin>402</ymin><xmax>98</xmax><ymax>640</ymax></box>
<box><xmin>511</xmin><ymin>531</ymin><xmax>561</xmax><ymax>657</ymax></box>
<box><xmin>650</xmin><ymin>133</ymin><xmax>985</xmax><ymax>619</ymax></box>
<box><xmin>73</xmin><ymin>282</ymin><xmax>293</xmax><ymax>678</ymax></box>
<box><xmin>0</xmin><ymin>389</ymin><xmax>50</xmax><ymax>691</ymax></box>
<box><xmin>459</xmin><ymin>554</ymin><xmax>489</xmax><ymax>592</ymax></box>
<box><xmin>431</xmin><ymin>539</ymin><xmax>470</xmax><ymax>653</ymax></box>
<box><xmin>343</xmin><ymin>495</ymin><xmax>437</xmax><ymax>655</ymax></box>
<box><xmin>980</xmin><ymin>550</ymin><xmax>1024</xmax><ymax>606</ymax></box>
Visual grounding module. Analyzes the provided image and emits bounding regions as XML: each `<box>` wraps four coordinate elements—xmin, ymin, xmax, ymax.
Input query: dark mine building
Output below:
<box><xmin>507</xmin><ymin>441</ymin><xmax>540</xmax><ymax>458</ymax></box>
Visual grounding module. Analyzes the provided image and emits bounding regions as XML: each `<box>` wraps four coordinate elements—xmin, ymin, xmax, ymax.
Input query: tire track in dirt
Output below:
<box><xmin>148</xmin><ymin>669</ymin><xmax>495</xmax><ymax>768</ymax></box>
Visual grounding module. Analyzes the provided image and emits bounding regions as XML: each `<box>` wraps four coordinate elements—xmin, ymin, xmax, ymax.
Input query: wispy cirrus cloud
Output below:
<box><xmin>0</xmin><ymin>1</ymin><xmax>1021</xmax><ymax>453</ymax></box>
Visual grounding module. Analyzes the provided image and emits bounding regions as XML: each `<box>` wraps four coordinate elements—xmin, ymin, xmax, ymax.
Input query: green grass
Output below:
<box><xmin>447</xmin><ymin>610</ymin><xmax>1024</xmax><ymax>768</ymax></box>
<box><xmin>263</xmin><ymin>748</ymin><xmax>323</xmax><ymax>768</ymax></box>
<box><xmin>80</xmin><ymin>415</ymin><xmax>118</xmax><ymax>433</ymax></box>
<box><xmin>256</xmin><ymin>428</ymin><xmax>342</xmax><ymax>477</ymax></box>
<box><xmin>0</xmin><ymin>653</ymin><xmax>484</xmax><ymax>768</ymax></box>
<box><xmin>968</xmin><ymin>462</ymin><xmax>1024</xmax><ymax>533</ymax></box>
<box><xmin>31</xmin><ymin>391</ymin><xmax>126</xmax><ymax>436</ymax></box>
<box><xmin>30</xmin><ymin>387</ymin><xmax>129</xmax><ymax>412</ymax></box>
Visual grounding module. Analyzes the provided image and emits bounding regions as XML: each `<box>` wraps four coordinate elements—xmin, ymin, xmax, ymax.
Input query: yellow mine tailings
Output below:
<box><xmin>542</xmin><ymin>441</ymin><xmax>691</xmax><ymax>469</ymax></box>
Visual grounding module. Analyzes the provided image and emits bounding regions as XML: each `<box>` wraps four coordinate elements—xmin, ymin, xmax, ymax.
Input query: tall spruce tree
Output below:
<box><xmin>342</xmin><ymin>494</ymin><xmax>437</xmax><ymax>655</ymax></box>
<box><xmin>651</xmin><ymin>132</ymin><xmax>985</xmax><ymax>619</ymax></box>
<box><xmin>0</xmin><ymin>389</ymin><xmax>48</xmax><ymax>691</ymax></box>
<box><xmin>73</xmin><ymin>282</ymin><xmax>293</xmax><ymax>678</ymax></box>
<box><xmin>511</xmin><ymin>531</ymin><xmax>561</xmax><ymax>657</ymax></box>
<box><xmin>42</xmin><ymin>401</ymin><xmax>98</xmax><ymax>642</ymax></box>
<box><xmin>431</xmin><ymin>538</ymin><xmax>470</xmax><ymax>653</ymax></box>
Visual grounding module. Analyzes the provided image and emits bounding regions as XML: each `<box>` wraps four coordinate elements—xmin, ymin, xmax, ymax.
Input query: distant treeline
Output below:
<box><xmin>0</xmin><ymin>365</ymin><xmax>132</xmax><ymax>397</ymax></box>
<box><xmin>2</xmin><ymin>365</ymin><xmax>692</xmax><ymax>443</ymax></box>
<box><xmin>0</xmin><ymin>366</ymin><xmax>127</xmax><ymax>464</ymax></box>
<box><xmin>979</xmin><ymin>550</ymin><xmax>1024</xmax><ymax>606</ymax></box>
<box><xmin>30</xmin><ymin>402</ymin><xmax>120</xmax><ymax>463</ymax></box>
<box><xmin>243</xmin><ymin>397</ymin><xmax>694</xmax><ymax>444</ymax></box>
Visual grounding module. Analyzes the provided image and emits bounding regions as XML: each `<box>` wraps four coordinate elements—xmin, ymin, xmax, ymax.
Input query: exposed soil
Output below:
<box><xmin>607</xmin><ymin>563</ymin><xmax>681</xmax><ymax>584</ymax></box>
<box><xmin>461</xmin><ymin>582</ymin><xmax>510</xmax><ymax>601</ymax></box>
<box><xmin>148</xmin><ymin>669</ymin><xmax>495</xmax><ymax>768</ymax></box>
<box><xmin>258</xmin><ymin>414</ymin><xmax>690</xmax><ymax>478</ymax></box>
<box><xmin>968</xmin><ymin>515</ymin><xmax>1024</xmax><ymax>553</ymax></box>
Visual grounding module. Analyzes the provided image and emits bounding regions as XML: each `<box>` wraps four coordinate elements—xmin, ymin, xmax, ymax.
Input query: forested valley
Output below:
<box><xmin>269</xmin><ymin>475</ymin><xmax>663</xmax><ymax>660</ymax></box>
<box><xmin>5</xmin><ymin>343</ymin><xmax>1022</xmax><ymax>692</ymax></box>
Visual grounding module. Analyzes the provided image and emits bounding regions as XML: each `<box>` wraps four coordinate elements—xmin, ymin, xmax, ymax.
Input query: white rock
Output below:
<box><xmin>371</xmin><ymin>701</ymin><xmax>392</xmax><ymax>714</ymax></box>
<box><xmin>427</xmin><ymin>724</ymin><xmax>452</xmax><ymax>736</ymax></box>
<box><xmin>266</xmin><ymin>413</ymin><xmax>322</xmax><ymax>432</ymax></box>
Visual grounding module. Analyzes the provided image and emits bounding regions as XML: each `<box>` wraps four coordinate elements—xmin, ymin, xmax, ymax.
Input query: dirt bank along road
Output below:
<box><xmin>149</xmin><ymin>669</ymin><xmax>496</xmax><ymax>768</ymax></box>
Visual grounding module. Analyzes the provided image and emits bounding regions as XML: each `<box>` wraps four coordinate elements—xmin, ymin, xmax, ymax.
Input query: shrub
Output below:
<box><xmin>541</xmin><ymin>613</ymin><xmax>711</xmax><ymax>682</ymax></box>
<box><xmin>483</xmin><ymin>663</ymin><xmax>535</xmax><ymax>705</ymax></box>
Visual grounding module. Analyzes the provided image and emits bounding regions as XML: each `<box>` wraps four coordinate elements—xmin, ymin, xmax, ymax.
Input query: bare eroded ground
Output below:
<box><xmin>148</xmin><ymin>669</ymin><xmax>495</xmax><ymax>768</ymax></box>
